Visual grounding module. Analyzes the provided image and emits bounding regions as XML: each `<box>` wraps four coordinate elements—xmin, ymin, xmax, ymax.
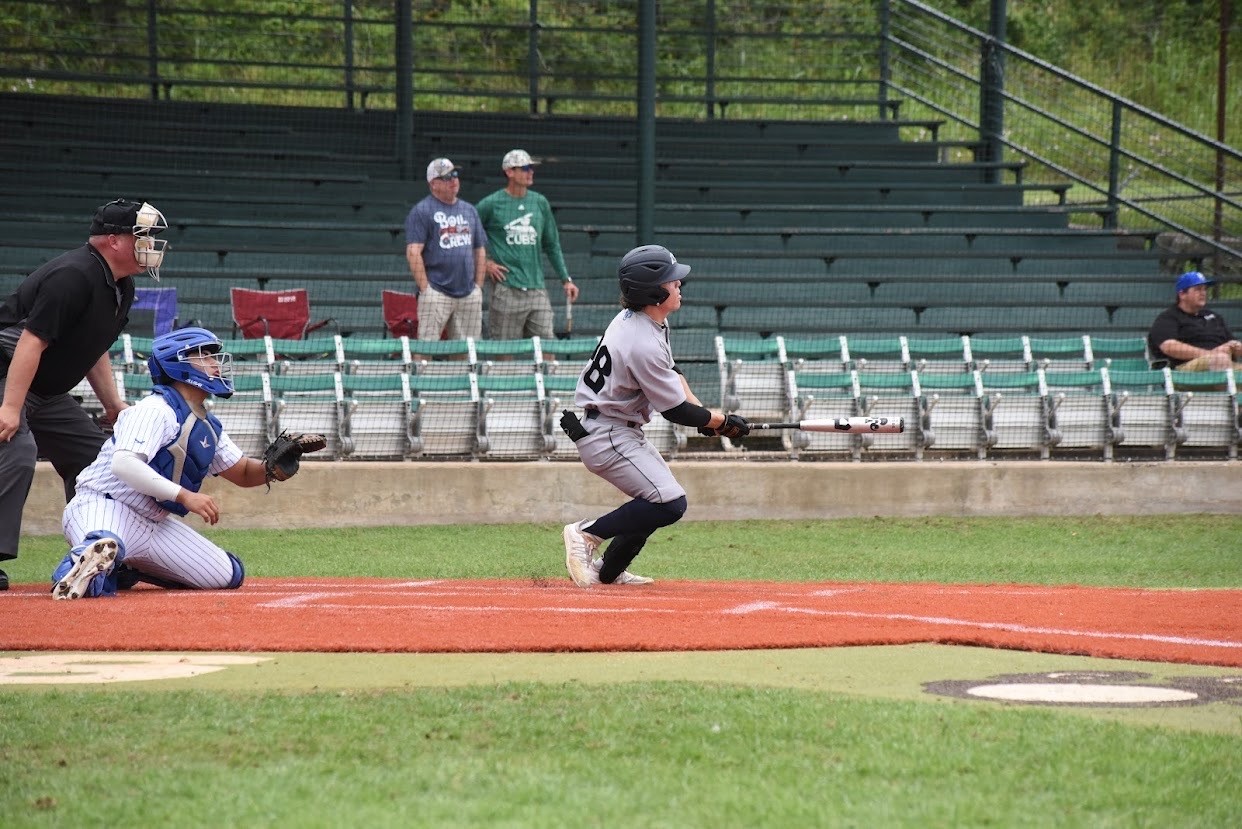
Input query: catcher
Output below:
<box><xmin>50</xmin><ymin>327</ymin><xmax>325</xmax><ymax>599</ymax></box>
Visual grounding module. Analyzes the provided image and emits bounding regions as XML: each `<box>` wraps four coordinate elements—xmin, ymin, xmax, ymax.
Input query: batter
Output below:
<box><xmin>561</xmin><ymin>245</ymin><xmax>749</xmax><ymax>587</ymax></box>
<box><xmin>52</xmin><ymin>327</ymin><xmax>282</xmax><ymax>599</ymax></box>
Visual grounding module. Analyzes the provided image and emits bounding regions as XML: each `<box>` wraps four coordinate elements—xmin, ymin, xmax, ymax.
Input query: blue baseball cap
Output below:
<box><xmin>1175</xmin><ymin>271</ymin><xmax>1215</xmax><ymax>293</ymax></box>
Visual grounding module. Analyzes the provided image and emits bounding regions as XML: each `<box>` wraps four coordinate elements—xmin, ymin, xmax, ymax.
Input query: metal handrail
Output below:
<box><xmin>886</xmin><ymin>0</ymin><xmax>1239</xmax><ymax>268</ymax></box>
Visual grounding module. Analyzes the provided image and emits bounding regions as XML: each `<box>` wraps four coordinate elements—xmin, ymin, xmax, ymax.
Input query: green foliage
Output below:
<box><xmin>950</xmin><ymin>0</ymin><xmax>1235</xmax><ymax>137</ymax></box>
<box><xmin>3</xmin><ymin>0</ymin><xmax>1232</xmax><ymax>134</ymax></box>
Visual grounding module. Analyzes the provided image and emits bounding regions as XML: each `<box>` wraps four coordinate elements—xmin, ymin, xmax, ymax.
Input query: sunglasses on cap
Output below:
<box><xmin>514</xmin><ymin>165</ymin><xmax>534</xmax><ymax>173</ymax></box>
<box><xmin>435</xmin><ymin>170</ymin><xmax>459</xmax><ymax>181</ymax></box>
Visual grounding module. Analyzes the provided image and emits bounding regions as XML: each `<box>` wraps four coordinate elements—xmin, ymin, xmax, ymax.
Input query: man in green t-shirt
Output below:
<box><xmin>477</xmin><ymin>149</ymin><xmax>580</xmax><ymax>340</ymax></box>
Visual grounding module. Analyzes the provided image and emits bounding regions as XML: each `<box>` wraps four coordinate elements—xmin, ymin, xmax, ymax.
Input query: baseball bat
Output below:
<box><xmin>750</xmin><ymin>416</ymin><xmax>905</xmax><ymax>434</ymax></box>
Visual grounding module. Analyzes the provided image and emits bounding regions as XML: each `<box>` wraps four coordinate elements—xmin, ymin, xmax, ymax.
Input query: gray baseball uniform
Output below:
<box><xmin>574</xmin><ymin>309</ymin><xmax>686</xmax><ymax>503</ymax></box>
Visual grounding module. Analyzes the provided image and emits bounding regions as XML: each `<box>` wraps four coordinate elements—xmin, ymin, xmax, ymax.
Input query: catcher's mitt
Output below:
<box><xmin>263</xmin><ymin>431</ymin><xmax>327</xmax><ymax>483</ymax></box>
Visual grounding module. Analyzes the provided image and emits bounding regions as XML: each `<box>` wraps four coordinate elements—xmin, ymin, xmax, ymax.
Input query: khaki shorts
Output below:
<box><xmin>489</xmin><ymin>282</ymin><xmax>555</xmax><ymax>340</ymax></box>
<box><xmin>417</xmin><ymin>285</ymin><xmax>482</xmax><ymax>341</ymax></box>
<box><xmin>1174</xmin><ymin>355</ymin><xmax>1242</xmax><ymax>372</ymax></box>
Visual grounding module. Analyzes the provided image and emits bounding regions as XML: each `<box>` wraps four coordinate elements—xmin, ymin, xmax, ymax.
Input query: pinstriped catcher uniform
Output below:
<box><xmin>61</xmin><ymin>391</ymin><xmax>245</xmax><ymax>591</ymax></box>
<box><xmin>49</xmin><ymin>327</ymin><xmax>285</xmax><ymax>600</ymax></box>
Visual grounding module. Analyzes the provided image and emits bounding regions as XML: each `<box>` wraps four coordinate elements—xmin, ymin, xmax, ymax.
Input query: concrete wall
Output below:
<box><xmin>21</xmin><ymin>459</ymin><xmax>1242</xmax><ymax>535</ymax></box>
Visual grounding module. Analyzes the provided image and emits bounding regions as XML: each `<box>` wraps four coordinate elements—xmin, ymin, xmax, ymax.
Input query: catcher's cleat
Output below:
<box><xmin>52</xmin><ymin>539</ymin><xmax>120</xmax><ymax>600</ymax></box>
<box><xmin>563</xmin><ymin>521</ymin><xmax>600</xmax><ymax>588</ymax></box>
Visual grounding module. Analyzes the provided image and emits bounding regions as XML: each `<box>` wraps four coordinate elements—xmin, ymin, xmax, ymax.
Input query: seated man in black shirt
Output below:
<box><xmin>1147</xmin><ymin>271</ymin><xmax>1242</xmax><ymax>372</ymax></box>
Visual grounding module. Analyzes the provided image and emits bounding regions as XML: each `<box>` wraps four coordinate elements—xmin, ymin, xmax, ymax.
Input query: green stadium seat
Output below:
<box><xmin>1088</xmin><ymin>335</ymin><xmax>1154</xmax><ymax>368</ymax></box>
<box><xmin>918</xmin><ymin>370</ymin><xmax>986</xmax><ymax>456</ymax></box>
<box><xmin>906</xmin><ymin>335</ymin><xmax>971</xmax><ymax>374</ymax></box>
<box><xmin>1042</xmin><ymin>367</ymin><xmax>1113</xmax><ymax>459</ymax></box>
<box><xmin>1028</xmin><ymin>335</ymin><xmax>1092</xmax><ymax>372</ymax></box>
<box><xmin>1176</xmin><ymin>369</ymin><xmax>1238</xmax><ymax>456</ymax></box>
<box><xmin>969</xmin><ymin>335</ymin><xmax>1031</xmax><ymax>374</ymax></box>
<box><xmin>1105</xmin><ymin>366</ymin><xmax>1179</xmax><ymax>458</ymax></box>
<box><xmin>843</xmin><ymin>335</ymin><xmax>906</xmax><ymax>372</ymax></box>
<box><xmin>340</xmin><ymin>373</ymin><xmax>416</xmax><ymax>460</ymax></box>
<box><xmin>978</xmin><ymin>370</ymin><xmax>1052</xmax><ymax>457</ymax></box>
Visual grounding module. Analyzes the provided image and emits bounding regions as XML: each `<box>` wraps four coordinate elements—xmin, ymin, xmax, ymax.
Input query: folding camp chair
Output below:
<box><xmin>381</xmin><ymin>289</ymin><xmax>419</xmax><ymax>339</ymax></box>
<box><xmin>230</xmin><ymin>287</ymin><xmax>333</xmax><ymax>340</ymax></box>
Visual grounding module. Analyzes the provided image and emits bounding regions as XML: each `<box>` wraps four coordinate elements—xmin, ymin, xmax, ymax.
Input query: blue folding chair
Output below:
<box><xmin>130</xmin><ymin>286</ymin><xmax>178</xmax><ymax>336</ymax></box>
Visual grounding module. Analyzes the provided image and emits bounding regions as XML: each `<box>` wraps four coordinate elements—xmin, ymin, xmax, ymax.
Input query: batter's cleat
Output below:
<box><xmin>591</xmin><ymin>559</ymin><xmax>654</xmax><ymax>586</ymax></box>
<box><xmin>0</xmin><ymin>568</ymin><xmax>8</xmax><ymax>591</ymax></box>
<box><xmin>612</xmin><ymin>569</ymin><xmax>655</xmax><ymax>586</ymax></box>
<box><xmin>563</xmin><ymin>521</ymin><xmax>601</xmax><ymax>588</ymax></box>
<box><xmin>52</xmin><ymin>539</ymin><xmax>119</xmax><ymax>600</ymax></box>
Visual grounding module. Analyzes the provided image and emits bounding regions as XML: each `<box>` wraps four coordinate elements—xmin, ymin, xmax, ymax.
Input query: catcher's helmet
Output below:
<box><xmin>90</xmin><ymin>199</ymin><xmax>170</xmax><ymax>281</ymax></box>
<box><xmin>618</xmin><ymin>244</ymin><xmax>690</xmax><ymax>307</ymax></box>
<box><xmin>147</xmin><ymin>327</ymin><xmax>234</xmax><ymax>398</ymax></box>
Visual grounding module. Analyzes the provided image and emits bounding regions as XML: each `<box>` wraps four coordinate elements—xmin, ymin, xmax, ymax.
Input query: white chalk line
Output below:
<box><xmin>246</xmin><ymin>591</ymin><xmax>1242</xmax><ymax>652</ymax></box>
<box><xmin>722</xmin><ymin>603</ymin><xmax>1242</xmax><ymax>650</ymax></box>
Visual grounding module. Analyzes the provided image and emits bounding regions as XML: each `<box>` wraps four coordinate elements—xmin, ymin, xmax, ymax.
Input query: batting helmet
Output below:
<box><xmin>618</xmin><ymin>245</ymin><xmax>691</xmax><ymax>307</ymax></box>
<box><xmin>147</xmin><ymin>327</ymin><xmax>234</xmax><ymax>398</ymax></box>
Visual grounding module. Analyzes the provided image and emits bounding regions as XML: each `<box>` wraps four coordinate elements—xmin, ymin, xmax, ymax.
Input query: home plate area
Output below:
<box><xmin>5</xmin><ymin>579</ymin><xmax>1241</xmax><ymax>666</ymax></box>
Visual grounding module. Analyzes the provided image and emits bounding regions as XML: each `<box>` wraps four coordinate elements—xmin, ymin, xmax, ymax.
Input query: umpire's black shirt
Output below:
<box><xmin>0</xmin><ymin>244</ymin><xmax>135</xmax><ymax>395</ymax></box>
<box><xmin>1147</xmin><ymin>304</ymin><xmax>1236</xmax><ymax>368</ymax></box>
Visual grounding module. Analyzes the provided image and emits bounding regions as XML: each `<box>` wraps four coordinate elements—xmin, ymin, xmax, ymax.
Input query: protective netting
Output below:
<box><xmin>1</xmin><ymin>1</ymin><xmax>1237</xmax><ymax>461</ymax></box>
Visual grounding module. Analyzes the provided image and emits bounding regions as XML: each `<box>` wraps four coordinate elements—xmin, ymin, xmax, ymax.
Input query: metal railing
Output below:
<box><xmin>885</xmin><ymin>0</ymin><xmax>1239</xmax><ymax>270</ymax></box>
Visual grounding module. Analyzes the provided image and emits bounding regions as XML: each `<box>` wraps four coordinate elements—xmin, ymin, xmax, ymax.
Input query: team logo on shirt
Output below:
<box><xmin>433</xmin><ymin>210</ymin><xmax>474</xmax><ymax>250</ymax></box>
<box><xmin>503</xmin><ymin>213</ymin><xmax>538</xmax><ymax>247</ymax></box>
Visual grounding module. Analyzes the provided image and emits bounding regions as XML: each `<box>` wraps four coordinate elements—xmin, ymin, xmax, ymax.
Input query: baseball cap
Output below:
<box><xmin>426</xmin><ymin>158</ymin><xmax>458</xmax><ymax>182</ymax></box>
<box><xmin>90</xmin><ymin>199</ymin><xmax>164</xmax><ymax>236</ymax></box>
<box><xmin>502</xmin><ymin>149</ymin><xmax>540</xmax><ymax>169</ymax></box>
<box><xmin>1175</xmin><ymin>271</ymin><xmax>1215</xmax><ymax>293</ymax></box>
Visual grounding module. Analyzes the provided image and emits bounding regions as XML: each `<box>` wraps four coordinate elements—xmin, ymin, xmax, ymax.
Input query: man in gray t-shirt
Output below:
<box><xmin>560</xmin><ymin>245</ymin><xmax>750</xmax><ymax>588</ymax></box>
<box><xmin>404</xmin><ymin>158</ymin><xmax>486</xmax><ymax>341</ymax></box>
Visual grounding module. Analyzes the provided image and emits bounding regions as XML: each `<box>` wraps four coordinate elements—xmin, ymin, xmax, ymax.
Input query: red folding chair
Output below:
<box><xmin>381</xmin><ymin>289</ymin><xmax>420</xmax><ymax>338</ymax></box>
<box><xmin>230</xmin><ymin>287</ymin><xmax>332</xmax><ymax>340</ymax></box>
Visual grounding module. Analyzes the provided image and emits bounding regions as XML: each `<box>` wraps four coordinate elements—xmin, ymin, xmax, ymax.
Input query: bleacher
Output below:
<box><xmin>3</xmin><ymin>92</ymin><xmax>1236</xmax><ymax>461</ymax></box>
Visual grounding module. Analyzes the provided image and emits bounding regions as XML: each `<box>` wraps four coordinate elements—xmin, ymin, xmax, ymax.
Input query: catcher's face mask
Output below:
<box><xmin>132</xmin><ymin>202</ymin><xmax>169</xmax><ymax>281</ymax></box>
<box><xmin>179</xmin><ymin>343</ymin><xmax>234</xmax><ymax>397</ymax></box>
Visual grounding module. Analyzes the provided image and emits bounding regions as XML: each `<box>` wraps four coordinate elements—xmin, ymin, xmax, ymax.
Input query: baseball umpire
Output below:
<box><xmin>559</xmin><ymin>244</ymin><xmax>749</xmax><ymax>587</ymax></box>
<box><xmin>0</xmin><ymin>198</ymin><xmax>169</xmax><ymax>590</ymax></box>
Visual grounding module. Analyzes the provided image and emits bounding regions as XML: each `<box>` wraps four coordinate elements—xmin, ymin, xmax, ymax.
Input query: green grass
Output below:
<box><xmin>9</xmin><ymin>515</ymin><xmax>1241</xmax><ymax>588</ymax></box>
<box><xmin>4</xmin><ymin>516</ymin><xmax>1240</xmax><ymax>827</ymax></box>
<box><xmin>3</xmin><ymin>683</ymin><xmax>1239</xmax><ymax>828</ymax></box>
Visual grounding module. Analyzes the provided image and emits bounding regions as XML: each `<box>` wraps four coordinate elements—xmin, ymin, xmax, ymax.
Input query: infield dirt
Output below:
<box><xmin>5</xmin><ymin>579</ymin><xmax>1240</xmax><ymax>667</ymax></box>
